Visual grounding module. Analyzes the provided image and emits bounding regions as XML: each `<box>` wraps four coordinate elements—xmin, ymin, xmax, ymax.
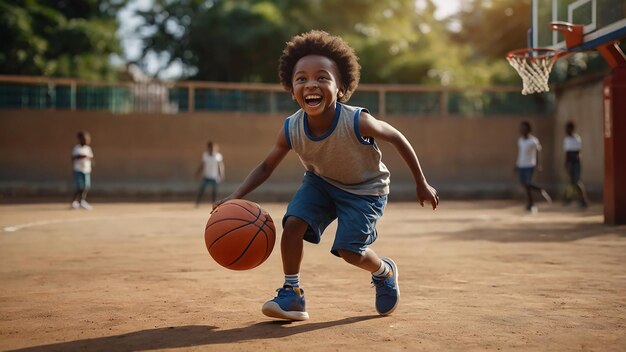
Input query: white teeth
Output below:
<box><xmin>305</xmin><ymin>95</ymin><xmax>321</xmax><ymax>100</ymax></box>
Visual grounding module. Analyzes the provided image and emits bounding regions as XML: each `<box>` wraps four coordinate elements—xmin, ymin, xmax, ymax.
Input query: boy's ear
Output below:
<box><xmin>291</xmin><ymin>89</ymin><xmax>296</xmax><ymax>101</ymax></box>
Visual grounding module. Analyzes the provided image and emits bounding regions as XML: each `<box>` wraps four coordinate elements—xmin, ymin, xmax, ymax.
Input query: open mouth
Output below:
<box><xmin>304</xmin><ymin>94</ymin><xmax>323</xmax><ymax>106</ymax></box>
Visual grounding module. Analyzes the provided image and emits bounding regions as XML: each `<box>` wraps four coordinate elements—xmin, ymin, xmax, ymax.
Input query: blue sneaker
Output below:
<box><xmin>261</xmin><ymin>285</ymin><xmax>309</xmax><ymax>321</ymax></box>
<box><xmin>372</xmin><ymin>258</ymin><xmax>399</xmax><ymax>315</ymax></box>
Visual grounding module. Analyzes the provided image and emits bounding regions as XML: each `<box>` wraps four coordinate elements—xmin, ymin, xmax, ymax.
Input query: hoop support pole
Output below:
<box><xmin>603</xmin><ymin>66</ymin><xmax>626</xmax><ymax>224</ymax></box>
<box><xmin>597</xmin><ymin>42</ymin><xmax>626</xmax><ymax>69</ymax></box>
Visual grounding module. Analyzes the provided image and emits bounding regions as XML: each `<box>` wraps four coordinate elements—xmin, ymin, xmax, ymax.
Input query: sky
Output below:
<box><xmin>431</xmin><ymin>0</ymin><xmax>462</xmax><ymax>19</ymax></box>
<box><xmin>116</xmin><ymin>0</ymin><xmax>463</xmax><ymax>79</ymax></box>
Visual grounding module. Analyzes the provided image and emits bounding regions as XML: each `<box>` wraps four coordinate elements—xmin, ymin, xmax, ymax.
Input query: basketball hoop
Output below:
<box><xmin>506</xmin><ymin>48</ymin><xmax>566</xmax><ymax>95</ymax></box>
<box><xmin>550</xmin><ymin>21</ymin><xmax>584</xmax><ymax>49</ymax></box>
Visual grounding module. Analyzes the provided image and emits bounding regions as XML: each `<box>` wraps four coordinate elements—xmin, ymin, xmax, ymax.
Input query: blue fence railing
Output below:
<box><xmin>0</xmin><ymin>76</ymin><xmax>555</xmax><ymax>117</ymax></box>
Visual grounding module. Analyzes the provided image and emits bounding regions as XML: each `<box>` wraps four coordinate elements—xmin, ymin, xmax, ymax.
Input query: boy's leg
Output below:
<box><xmin>336</xmin><ymin>248</ymin><xmax>381</xmax><ymax>272</ymax></box>
<box><xmin>518</xmin><ymin>168</ymin><xmax>533</xmax><ymax>209</ymax></box>
<box><xmin>81</xmin><ymin>173</ymin><xmax>91</xmax><ymax>201</ymax></box>
<box><xmin>79</xmin><ymin>173</ymin><xmax>92</xmax><ymax>210</ymax></box>
<box><xmin>261</xmin><ymin>216</ymin><xmax>310</xmax><ymax>321</ymax></box>
<box><xmin>526</xmin><ymin>168</ymin><xmax>552</xmax><ymax>203</ymax></box>
<box><xmin>72</xmin><ymin>171</ymin><xmax>85</xmax><ymax>208</ymax></box>
<box><xmin>72</xmin><ymin>189</ymin><xmax>82</xmax><ymax>202</ymax></box>
<box><xmin>331</xmin><ymin>191</ymin><xmax>398</xmax><ymax>315</ymax></box>
<box><xmin>210</xmin><ymin>179</ymin><xmax>218</xmax><ymax>203</ymax></box>
<box><xmin>262</xmin><ymin>173</ymin><xmax>335</xmax><ymax>321</ymax></box>
<box><xmin>519</xmin><ymin>167</ymin><xmax>549</xmax><ymax>209</ymax></box>
<box><xmin>71</xmin><ymin>190</ymin><xmax>82</xmax><ymax>208</ymax></box>
<box><xmin>281</xmin><ymin>216</ymin><xmax>308</xmax><ymax>275</ymax></box>
<box><xmin>571</xmin><ymin>162</ymin><xmax>589</xmax><ymax>207</ymax></box>
<box><xmin>336</xmin><ymin>248</ymin><xmax>399</xmax><ymax>316</ymax></box>
<box><xmin>563</xmin><ymin>164</ymin><xmax>573</xmax><ymax>205</ymax></box>
<box><xmin>195</xmin><ymin>178</ymin><xmax>208</xmax><ymax>205</ymax></box>
<box><xmin>524</xmin><ymin>185</ymin><xmax>534</xmax><ymax>207</ymax></box>
<box><xmin>72</xmin><ymin>171</ymin><xmax>82</xmax><ymax>201</ymax></box>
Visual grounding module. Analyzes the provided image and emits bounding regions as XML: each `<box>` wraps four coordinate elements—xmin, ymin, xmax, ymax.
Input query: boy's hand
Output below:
<box><xmin>416</xmin><ymin>182</ymin><xmax>439</xmax><ymax>210</ymax></box>
<box><xmin>212</xmin><ymin>195</ymin><xmax>236</xmax><ymax>212</ymax></box>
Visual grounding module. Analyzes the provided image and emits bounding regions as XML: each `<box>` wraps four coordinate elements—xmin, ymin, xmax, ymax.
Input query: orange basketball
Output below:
<box><xmin>204</xmin><ymin>199</ymin><xmax>276</xmax><ymax>270</ymax></box>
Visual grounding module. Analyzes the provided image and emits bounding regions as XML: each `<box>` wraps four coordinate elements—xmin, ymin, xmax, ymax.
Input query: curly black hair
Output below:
<box><xmin>278</xmin><ymin>30</ymin><xmax>361</xmax><ymax>102</ymax></box>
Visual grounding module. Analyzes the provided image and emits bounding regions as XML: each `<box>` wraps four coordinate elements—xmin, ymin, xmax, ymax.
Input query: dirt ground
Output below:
<box><xmin>0</xmin><ymin>200</ymin><xmax>625</xmax><ymax>351</ymax></box>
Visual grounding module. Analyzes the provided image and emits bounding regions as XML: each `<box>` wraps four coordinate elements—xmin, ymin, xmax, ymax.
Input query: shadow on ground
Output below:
<box><xmin>8</xmin><ymin>315</ymin><xmax>381</xmax><ymax>352</ymax></box>
<box><xmin>432</xmin><ymin>221</ymin><xmax>625</xmax><ymax>243</ymax></box>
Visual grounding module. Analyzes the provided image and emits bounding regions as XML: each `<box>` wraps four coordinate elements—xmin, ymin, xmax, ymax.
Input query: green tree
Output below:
<box><xmin>135</xmin><ymin>0</ymin><xmax>290</xmax><ymax>81</ymax></box>
<box><xmin>450</xmin><ymin>0</ymin><xmax>531</xmax><ymax>60</ymax></box>
<box><xmin>446</xmin><ymin>0</ymin><xmax>533</xmax><ymax>85</ymax></box>
<box><xmin>134</xmin><ymin>0</ymin><xmax>464</xmax><ymax>84</ymax></box>
<box><xmin>0</xmin><ymin>0</ymin><xmax>123</xmax><ymax>80</ymax></box>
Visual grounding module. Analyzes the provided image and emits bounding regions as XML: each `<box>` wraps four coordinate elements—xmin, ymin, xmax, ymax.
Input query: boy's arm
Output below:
<box><xmin>358</xmin><ymin>112</ymin><xmax>439</xmax><ymax>209</ymax></box>
<box><xmin>219</xmin><ymin>160</ymin><xmax>225</xmax><ymax>180</ymax></box>
<box><xmin>536</xmin><ymin>148</ymin><xmax>542</xmax><ymax>172</ymax></box>
<box><xmin>213</xmin><ymin>127</ymin><xmax>290</xmax><ymax>208</ymax></box>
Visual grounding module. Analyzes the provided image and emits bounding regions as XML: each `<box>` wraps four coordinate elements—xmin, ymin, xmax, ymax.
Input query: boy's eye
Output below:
<box><xmin>318</xmin><ymin>76</ymin><xmax>328</xmax><ymax>81</ymax></box>
<box><xmin>294</xmin><ymin>77</ymin><xmax>305</xmax><ymax>82</ymax></box>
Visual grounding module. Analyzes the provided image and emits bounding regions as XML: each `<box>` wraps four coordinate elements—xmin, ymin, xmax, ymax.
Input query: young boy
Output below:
<box><xmin>195</xmin><ymin>141</ymin><xmax>225</xmax><ymax>207</ymax></box>
<box><xmin>563</xmin><ymin>121</ymin><xmax>589</xmax><ymax>207</ymax></box>
<box><xmin>71</xmin><ymin>131</ymin><xmax>94</xmax><ymax>210</ymax></box>
<box><xmin>215</xmin><ymin>31</ymin><xmax>438</xmax><ymax>321</ymax></box>
<box><xmin>515</xmin><ymin>121</ymin><xmax>551</xmax><ymax>213</ymax></box>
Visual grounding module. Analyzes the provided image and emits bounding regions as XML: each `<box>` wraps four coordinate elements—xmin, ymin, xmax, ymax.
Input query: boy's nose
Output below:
<box><xmin>304</xmin><ymin>78</ymin><xmax>318</xmax><ymax>87</ymax></box>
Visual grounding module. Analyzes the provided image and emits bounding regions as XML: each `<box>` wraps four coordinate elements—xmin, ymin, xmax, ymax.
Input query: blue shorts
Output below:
<box><xmin>566</xmin><ymin>160</ymin><xmax>581</xmax><ymax>184</ymax></box>
<box><xmin>73</xmin><ymin>171</ymin><xmax>91</xmax><ymax>191</ymax></box>
<box><xmin>283</xmin><ymin>172</ymin><xmax>387</xmax><ymax>257</ymax></box>
<box><xmin>517</xmin><ymin>167</ymin><xmax>535</xmax><ymax>185</ymax></box>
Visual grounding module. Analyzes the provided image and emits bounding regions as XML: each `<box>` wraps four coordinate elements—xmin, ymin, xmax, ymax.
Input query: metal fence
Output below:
<box><xmin>0</xmin><ymin>75</ymin><xmax>555</xmax><ymax>117</ymax></box>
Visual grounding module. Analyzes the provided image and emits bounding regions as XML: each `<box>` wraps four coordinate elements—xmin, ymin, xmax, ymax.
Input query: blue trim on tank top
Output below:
<box><xmin>353</xmin><ymin>108</ymin><xmax>375</xmax><ymax>145</ymax></box>
<box><xmin>284</xmin><ymin>117</ymin><xmax>292</xmax><ymax>148</ymax></box>
<box><xmin>303</xmin><ymin>102</ymin><xmax>341</xmax><ymax>141</ymax></box>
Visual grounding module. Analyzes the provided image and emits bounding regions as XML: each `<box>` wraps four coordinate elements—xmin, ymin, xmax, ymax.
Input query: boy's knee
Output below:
<box><xmin>336</xmin><ymin>249</ymin><xmax>361</xmax><ymax>263</ymax></box>
<box><xmin>282</xmin><ymin>216</ymin><xmax>308</xmax><ymax>240</ymax></box>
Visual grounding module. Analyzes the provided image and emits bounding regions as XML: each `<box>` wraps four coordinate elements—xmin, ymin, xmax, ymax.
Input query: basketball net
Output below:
<box><xmin>507</xmin><ymin>48</ymin><xmax>564</xmax><ymax>95</ymax></box>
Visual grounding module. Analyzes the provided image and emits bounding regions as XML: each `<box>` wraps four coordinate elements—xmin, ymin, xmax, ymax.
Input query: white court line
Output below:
<box><xmin>2</xmin><ymin>212</ymin><xmax>204</xmax><ymax>233</ymax></box>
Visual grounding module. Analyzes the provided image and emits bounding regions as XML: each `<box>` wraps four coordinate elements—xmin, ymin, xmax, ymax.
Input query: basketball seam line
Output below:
<box><xmin>261</xmin><ymin>222</ymin><xmax>271</xmax><ymax>264</ymax></box>
<box><xmin>207</xmin><ymin>208</ymin><xmax>262</xmax><ymax>250</ymax></box>
<box><xmin>205</xmin><ymin>217</ymin><xmax>252</xmax><ymax>230</ymax></box>
<box><xmin>227</xmin><ymin>217</ymin><xmax>270</xmax><ymax>268</ymax></box>
<box><xmin>227</xmin><ymin>201</ymin><xmax>262</xmax><ymax>219</ymax></box>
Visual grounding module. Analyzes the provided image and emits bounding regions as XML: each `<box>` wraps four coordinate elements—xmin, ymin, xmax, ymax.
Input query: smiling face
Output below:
<box><xmin>291</xmin><ymin>55</ymin><xmax>343</xmax><ymax>118</ymax></box>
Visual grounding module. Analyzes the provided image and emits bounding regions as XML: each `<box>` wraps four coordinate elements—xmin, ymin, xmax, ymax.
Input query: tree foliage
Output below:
<box><xmin>2</xmin><ymin>0</ymin><xmax>610</xmax><ymax>85</ymax></box>
<box><xmin>0</xmin><ymin>0</ymin><xmax>123</xmax><ymax>80</ymax></box>
<box><xmin>135</xmin><ymin>0</ymin><xmax>470</xmax><ymax>84</ymax></box>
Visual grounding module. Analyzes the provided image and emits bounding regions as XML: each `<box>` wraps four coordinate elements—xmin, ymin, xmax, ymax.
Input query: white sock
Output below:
<box><xmin>284</xmin><ymin>274</ymin><xmax>300</xmax><ymax>287</ymax></box>
<box><xmin>372</xmin><ymin>261</ymin><xmax>391</xmax><ymax>279</ymax></box>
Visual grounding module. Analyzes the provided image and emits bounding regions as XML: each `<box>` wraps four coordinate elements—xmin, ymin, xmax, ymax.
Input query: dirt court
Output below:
<box><xmin>0</xmin><ymin>200</ymin><xmax>625</xmax><ymax>351</ymax></box>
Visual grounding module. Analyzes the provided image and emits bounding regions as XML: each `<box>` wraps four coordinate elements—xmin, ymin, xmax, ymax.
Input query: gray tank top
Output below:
<box><xmin>285</xmin><ymin>103</ymin><xmax>390</xmax><ymax>196</ymax></box>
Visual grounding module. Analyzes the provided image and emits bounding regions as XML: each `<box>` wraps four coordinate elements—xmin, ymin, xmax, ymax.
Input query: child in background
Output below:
<box><xmin>563</xmin><ymin>121</ymin><xmax>589</xmax><ymax>208</ymax></box>
<box><xmin>71</xmin><ymin>131</ymin><xmax>94</xmax><ymax>210</ymax></box>
<box><xmin>215</xmin><ymin>31</ymin><xmax>438</xmax><ymax>321</ymax></box>
<box><xmin>195</xmin><ymin>141</ymin><xmax>225</xmax><ymax>207</ymax></box>
<box><xmin>516</xmin><ymin>121</ymin><xmax>551</xmax><ymax>213</ymax></box>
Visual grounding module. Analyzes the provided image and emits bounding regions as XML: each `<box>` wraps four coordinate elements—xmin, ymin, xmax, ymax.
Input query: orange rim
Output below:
<box><xmin>506</xmin><ymin>48</ymin><xmax>566</xmax><ymax>61</ymax></box>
